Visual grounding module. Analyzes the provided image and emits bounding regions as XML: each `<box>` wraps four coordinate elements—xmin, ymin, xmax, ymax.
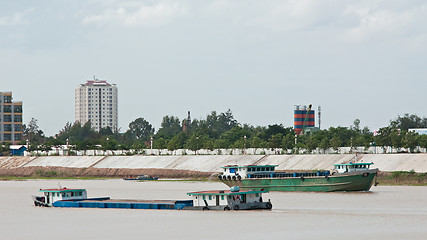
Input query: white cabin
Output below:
<box><xmin>334</xmin><ymin>162</ymin><xmax>373</xmax><ymax>174</ymax></box>
<box><xmin>38</xmin><ymin>188</ymin><xmax>87</xmax><ymax>206</ymax></box>
<box><xmin>187</xmin><ymin>186</ymin><xmax>267</xmax><ymax>208</ymax></box>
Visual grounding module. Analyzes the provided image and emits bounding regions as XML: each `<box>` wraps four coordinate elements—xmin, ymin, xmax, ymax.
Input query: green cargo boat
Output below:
<box><xmin>218</xmin><ymin>162</ymin><xmax>378</xmax><ymax>192</ymax></box>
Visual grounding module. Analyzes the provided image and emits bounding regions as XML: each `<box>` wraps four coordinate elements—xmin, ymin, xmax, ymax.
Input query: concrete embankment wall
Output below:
<box><xmin>1</xmin><ymin>154</ymin><xmax>427</xmax><ymax>173</ymax></box>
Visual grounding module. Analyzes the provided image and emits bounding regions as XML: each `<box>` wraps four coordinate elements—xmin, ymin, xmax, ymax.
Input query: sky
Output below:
<box><xmin>1</xmin><ymin>0</ymin><xmax>427</xmax><ymax>136</ymax></box>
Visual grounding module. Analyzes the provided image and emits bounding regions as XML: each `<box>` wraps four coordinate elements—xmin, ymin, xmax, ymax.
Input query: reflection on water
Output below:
<box><xmin>0</xmin><ymin>180</ymin><xmax>426</xmax><ymax>240</ymax></box>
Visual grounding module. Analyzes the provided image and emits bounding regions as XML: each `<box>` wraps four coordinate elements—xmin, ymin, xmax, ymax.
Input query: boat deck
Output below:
<box><xmin>53</xmin><ymin>198</ymin><xmax>193</xmax><ymax>210</ymax></box>
<box><xmin>82</xmin><ymin>199</ymin><xmax>185</xmax><ymax>204</ymax></box>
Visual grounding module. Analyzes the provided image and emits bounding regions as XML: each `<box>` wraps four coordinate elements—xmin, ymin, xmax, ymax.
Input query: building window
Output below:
<box><xmin>14</xmin><ymin>115</ymin><xmax>22</xmax><ymax>122</ymax></box>
<box><xmin>4</xmin><ymin>134</ymin><xmax>11</xmax><ymax>141</ymax></box>
<box><xmin>13</xmin><ymin>105</ymin><xmax>22</xmax><ymax>113</ymax></box>
<box><xmin>3</xmin><ymin>96</ymin><xmax>12</xmax><ymax>103</ymax></box>
<box><xmin>4</xmin><ymin>124</ymin><xmax>12</xmax><ymax>131</ymax></box>
<box><xmin>14</xmin><ymin>124</ymin><xmax>21</xmax><ymax>131</ymax></box>
<box><xmin>3</xmin><ymin>105</ymin><xmax>11</xmax><ymax>113</ymax></box>
<box><xmin>14</xmin><ymin>133</ymin><xmax>22</xmax><ymax>141</ymax></box>
<box><xmin>4</xmin><ymin>115</ymin><xmax>12</xmax><ymax>122</ymax></box>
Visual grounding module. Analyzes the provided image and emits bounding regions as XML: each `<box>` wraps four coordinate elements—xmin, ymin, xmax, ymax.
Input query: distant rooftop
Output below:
<box><xmin>81</xmin><ymin>76</ymin><xmax>115</xmax><ymax>86</ymax></box>
<box><xmin>82</xmin><ymin>80</ymin><xmax>111</xmax><ymax>86</ymax></box>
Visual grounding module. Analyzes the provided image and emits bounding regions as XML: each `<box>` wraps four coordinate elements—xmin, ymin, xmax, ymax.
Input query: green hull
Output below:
<box><xmin>221</xmin><ymin>170</ymin><xmax>377</xmax><ymax>192</ymax></box>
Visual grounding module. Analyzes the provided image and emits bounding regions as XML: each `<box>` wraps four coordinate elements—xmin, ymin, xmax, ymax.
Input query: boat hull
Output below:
<box><xmin>221</xmin><ymin>169</ymin><xmax>378</xmax><ymax>192</ymax></box>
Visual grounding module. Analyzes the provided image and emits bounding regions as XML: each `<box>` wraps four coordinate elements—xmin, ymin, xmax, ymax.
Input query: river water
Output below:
<box><xmin>0</xmin><ymin>179</ymin><xmax>426</xmax><ymax>240</ymax></box>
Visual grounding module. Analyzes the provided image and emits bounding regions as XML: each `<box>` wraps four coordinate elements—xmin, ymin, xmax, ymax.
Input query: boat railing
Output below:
<box><xmin>247</xmin><ymin>171</ymin><xmax>330</xmax><ymax>179</ymax></box>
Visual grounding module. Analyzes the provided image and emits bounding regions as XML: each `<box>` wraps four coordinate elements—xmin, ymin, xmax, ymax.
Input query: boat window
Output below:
<box><xmin>256</xmin><ymin>167</ymin><xmax>260</xmax><ymax>171</ymax></box>
<box><xmin>221</xmin><ymin>196</ymin><xmax>224</xmax><ymax>200</ymax></box>
<box><xmin>261</xmin><ymin>167</ymin><xmax>265</xmax><ymax>171</ymax></box>
<box><xmin>256</xmin><ymin>193</ymin><xmax>259</xmax><ymax>197</ymax></box>
<box><xmin>209</xmin><ymin>195</ymin><xmax>212</xmax><ymax>200</ymax></box>
<box><xmin>203</xmin><ymin>195</ymin><xmax>205</xmax><ymax>200</ymax></box>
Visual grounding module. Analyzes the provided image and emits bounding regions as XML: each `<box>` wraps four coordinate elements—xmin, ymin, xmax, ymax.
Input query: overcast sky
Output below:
<box><xmin>1</xmin><ymin>0</ymin><xmax>427</xmax><ymax>136</ymax></box>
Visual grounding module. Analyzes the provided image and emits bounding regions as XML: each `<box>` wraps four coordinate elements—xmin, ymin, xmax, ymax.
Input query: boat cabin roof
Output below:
<box><xmin>187</xmin><ymin>189</ymin><xmax>268</xmax><ymax>196</ymax></box>
<box><xmin>334</xmin><ymin>162</ymin><xmax>373</xmax><ymax>167</ymax></box>
<box><xmin>39</xmin><ymin>187</ymin><xmax>86</xmax><ymax>193</ymax></box>
<box><xmin>221</xmin><ymin>165</ymin><xmax>278</xmax><ymax>169</ymax></box>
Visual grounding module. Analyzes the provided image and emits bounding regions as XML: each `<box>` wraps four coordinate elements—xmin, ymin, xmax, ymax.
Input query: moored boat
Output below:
<box><xmin>33</xmin><ymin>186</ymin><xmax>272</xmax><ymax>211</ymax></box>
<box><xmin>123</xmin><ymin>175</ymin><xmax>159</xmax><ymax>181</ymax></box>
<box><xmin>218</xmin><ymin>162</ymin><xmax>378</xmax><ymax>192</ymax></box>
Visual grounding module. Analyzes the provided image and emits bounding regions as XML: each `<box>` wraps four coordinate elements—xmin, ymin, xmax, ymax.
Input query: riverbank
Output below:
<box><xmin>377</xmin><ymin>171</ymin><xmax>427</xmax><ymax>186</ymax></box>
<box><xmin>0</xmin><ymin>166</ymin><xmax>212</xmax><ymax>179</ymax></box>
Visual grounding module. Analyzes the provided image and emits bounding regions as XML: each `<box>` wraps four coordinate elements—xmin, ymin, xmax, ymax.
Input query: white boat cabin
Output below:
<box><xmin>221</xmin><ymin>165</ymin><xmax>277</xmax><ymax>180</ymax></box>
<box><xmin>39</xmin><ymin>188</ymin><xmax>87</xmax><ymax>206</ymax></box>
<box><xmin>334</xmin><ymin>162</ymin><xmax>374</xmax><ymax>174</ymax></box>
<box><xmin>187</xmin><ymin>186</ymin><xmax>267</xmax><ymax>208</ymax></box>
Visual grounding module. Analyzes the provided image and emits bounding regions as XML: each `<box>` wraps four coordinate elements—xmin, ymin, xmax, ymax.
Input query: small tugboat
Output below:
<box><xmin>33</xmin><ymin>186</ymin><xmax>272</xmax><ymax>211</ymax></box>
<box><xmin>218</xmin><ymin>162</ymin><xmax>378</xmax><ymax>192</ymax></box>
<box><xmin>123</xmin><ymin>175</ymin><xmax>159</xmax><ymax>181</ymax></box>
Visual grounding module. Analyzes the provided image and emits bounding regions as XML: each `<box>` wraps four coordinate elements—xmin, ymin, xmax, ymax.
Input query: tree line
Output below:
<box><xmin>4</xmin><ymin>111</ymin><xmax>427</xmax><ymax>155</ymax></box>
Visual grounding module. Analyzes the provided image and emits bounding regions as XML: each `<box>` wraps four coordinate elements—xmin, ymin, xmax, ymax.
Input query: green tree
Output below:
<box><xmin>156</xmin><ymin>116</ymin><xmax>181</xmax><ymax>138</ymax></box>
<box><xmin>319</xmin><ymin>138</ymin><xmax>330</xmax><ymax>154</ymax></box>
<box><xmin>127</xmin><ymin>118</ymin><xmax>154</xmax><ymax>141</ymax></box>
<box><xmin>23</xmin><ymin>118</ymin><xmax>46</xmax><ymax>144</ymax></box>
<box><xmin>390</xmin><ymin>114</ymin><xmax>427</xmax><ymax>131</ymax></box>
<box><xmin>375</xmin><ymin>127</ymin><xmax>392</xmax><ymax>152</ymax></box>
<box><xmin>390</xmin><ymin>129</ymin><xmax>403</xmax><ymax>152</ymax></box>
<box><xmin>282</xmin><ymin>134</ymin><xmax>295</xmax><ymax>151</ymax></box>
<box><xmin>167</xmin><ymin>132</ymin><xmax>188</xmax><ymax>151</ymax></box>
<box><xmin>186</xmin><ymin>135</ymin><xmax>201</xmax><ymax>153</ymax></box>
<box><xmin>305</xmin><ymin>136</ymin><xmax>318</xmax><ymax>153</ymax></box>
<box><xmin>330</xmin><ymin>136</ymin><xmax>342</xmax><ymax>153</ymax></box>
<box><xmin>403</xmin><ymin>131</ymin><xmax>418</xmax><ymax>152</ymax></box>
<box><xmin>268</xmin><ymin>133</ymin><xmax>283</xmax><ymax>148</ymax></box>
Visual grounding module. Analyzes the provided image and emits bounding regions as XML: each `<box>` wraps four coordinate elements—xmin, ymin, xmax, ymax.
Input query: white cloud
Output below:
<box><xmin>81</xmin><ymin>2</ymin><xmax>187</xmax><ymax>28</ymax></box>
<box><xmin>0</xmin><ymin>9</ymin><xmax>33</xmax><ymax>26</ymax></box>
<box><xmin>343</xmin><ymin>6</ymin><xmax>405</xmax><ymax>42</ymax></box>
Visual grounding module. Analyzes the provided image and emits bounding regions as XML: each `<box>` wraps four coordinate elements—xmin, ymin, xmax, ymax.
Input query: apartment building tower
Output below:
<box><xmin>0</xmin><ymin>92</ymin><xmax>23</xmax><ymax>144</ymax></box>
<box><xmin>75</xmin><ymin>79</ymin><xmax>118</xmax><ymax>132</ymax></box>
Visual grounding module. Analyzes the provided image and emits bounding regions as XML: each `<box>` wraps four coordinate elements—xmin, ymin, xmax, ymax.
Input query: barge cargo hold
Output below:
<box><xmin>219</xmin><ymin>162</ymin><xmax>378</xmax><ymax>192</ymax></box>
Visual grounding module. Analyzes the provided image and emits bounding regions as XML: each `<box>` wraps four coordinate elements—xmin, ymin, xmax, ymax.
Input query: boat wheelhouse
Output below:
<box><xmin>186</xmin><ymin>186</ymin><xmax>272</xmax><ymax>211</ymax></box>
<box><xmin>334</xmin><ymin>162</ymin><xmax>374</xmax><ymax>174</ymax></box>
<box><xmin>219</xmin><ymin>162</ymin><xmax>378</xmax><ymax>192</ymax></box>
<box><xmin>33</xmin><ymin>188</ymin><xmax>88</xmax><ymax>207</ymax></box>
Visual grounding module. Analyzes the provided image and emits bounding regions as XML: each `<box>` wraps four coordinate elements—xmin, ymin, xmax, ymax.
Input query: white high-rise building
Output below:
<box><xmin>75</xmin><ymin>78</ymin><xmax>118</xmax><ymax>132</ymax></box>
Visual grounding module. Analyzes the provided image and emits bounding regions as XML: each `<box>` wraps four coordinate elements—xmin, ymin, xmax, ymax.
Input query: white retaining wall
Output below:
<box><xmin>3</xmin><ymin>154</ymin><xmax>427</xmax><ymax>172</ymax></box>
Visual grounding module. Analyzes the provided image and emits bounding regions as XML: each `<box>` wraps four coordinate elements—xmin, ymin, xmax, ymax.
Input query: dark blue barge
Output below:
<box><xmin>53</xmin><ymin>198</ymin><xmax>193</xmax><ymax>210</ymax></box>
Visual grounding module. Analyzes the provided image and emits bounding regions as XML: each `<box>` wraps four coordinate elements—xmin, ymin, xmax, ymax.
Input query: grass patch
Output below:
<box><xmin>377</xmin><ymin>171</ymin><xmax>427</xmax><ymax>186</ymax></box>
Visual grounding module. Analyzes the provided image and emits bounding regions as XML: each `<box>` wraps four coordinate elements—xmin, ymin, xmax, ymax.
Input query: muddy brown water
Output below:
<box><xmin>0</xmin><ymin>180</ymin><xmax>426</xmax><ymax>240</ymax></box>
